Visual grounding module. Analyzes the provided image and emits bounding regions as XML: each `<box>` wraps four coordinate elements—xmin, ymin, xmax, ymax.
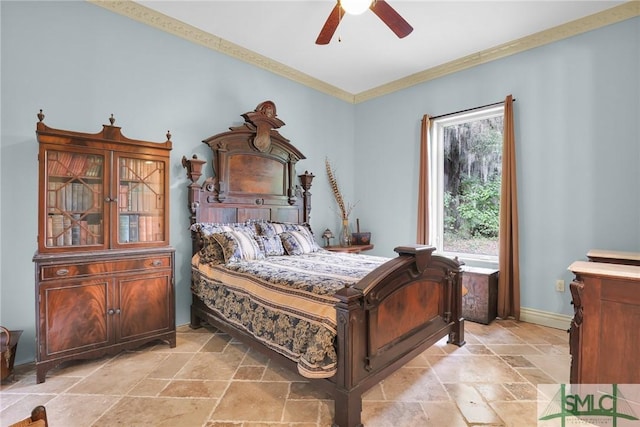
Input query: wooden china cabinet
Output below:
<box><xmin>32</xmin><ymin>111</ymin><xmax>176</xmax><ymax>383</ymax></box>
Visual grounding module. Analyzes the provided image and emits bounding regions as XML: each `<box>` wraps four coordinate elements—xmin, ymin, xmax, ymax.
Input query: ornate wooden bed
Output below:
<box><xmin>183</xmin><ymin>101</ymin><xmax>465</xmax><ymax>427</ymax></box>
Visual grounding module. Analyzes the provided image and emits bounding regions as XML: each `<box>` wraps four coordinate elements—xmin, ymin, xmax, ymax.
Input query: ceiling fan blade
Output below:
<box><xmin>316</xmin><ymin>3</ymin><xmax>343</xmax><ymax>45</ymax></box>
<box><xmin>370</xmin><ymin>0</ymin><xmax>413</xmax><ymax>39</ymax></box>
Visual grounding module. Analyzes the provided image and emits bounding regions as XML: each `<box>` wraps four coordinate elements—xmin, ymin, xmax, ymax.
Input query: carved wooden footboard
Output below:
<box><xmin>189</xmin><ymin>244</ymin><xmax>463</xmax><ymax>427</ymax></box>
<box><xmin>332</xmin><ymin>245</ymin><xmax>464</xmax><ymax>427</ymax></box>
<box><xmin>184</xmin><ymin>101</ymin><xmax>464</xmax><ymax>427</ymax></box>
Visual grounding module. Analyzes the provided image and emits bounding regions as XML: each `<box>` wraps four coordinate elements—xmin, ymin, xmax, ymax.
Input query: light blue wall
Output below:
<box><xmin>0</xmin><ymin>1</ymin><xmax>354</xmax><ymax>364</ymax></box>
<box><xmin>1</xmin><ymin>1</ymin><xmax>638</xmax><ymax>365</ymax></box>
<box><xmin>355</xmin><ymin>17</ymin><xmax>639</xmax><ymax>316</ymax></box>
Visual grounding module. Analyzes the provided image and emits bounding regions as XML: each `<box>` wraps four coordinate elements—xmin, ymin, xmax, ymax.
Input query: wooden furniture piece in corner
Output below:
<box><xmin>586</xmin><ymin>248</ymin><xmax>640</xmax><ymax>266</ymax></box>
<box><xmin>0</xmin><ymin>326</ymin><xmax>23</xmax><ymax>383</ymax></box>
<box><xmin>324</xmin><ymin>244</ymin><xmax>374</xmax><ymax>254</ymax></box>
<box><xmin>567</xmin><ymin>260</ymin><xmax>640</xmax><ymax>384</ymax></box>
<box><xmin>461</xmin><ymin>266</ymin><xmax>499</xmax><ymax>324</ymax></box>
<box><xmin>32</xmin><ymin>111</ymin><xmax>176</xmax><ymax>383</ymax></box>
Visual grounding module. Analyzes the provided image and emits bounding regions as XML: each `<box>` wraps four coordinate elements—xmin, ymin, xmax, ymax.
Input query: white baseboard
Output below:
<box><xmin>519</xmin><ymin>307</ymin><xmax>571</xmax><ymax>331</ymax></box>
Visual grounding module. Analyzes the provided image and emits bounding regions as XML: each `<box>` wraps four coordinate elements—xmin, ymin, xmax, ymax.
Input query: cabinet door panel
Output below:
<box><xmin>598</xmin><ymin>300</ymin><xmax>640</xmax><ymax>383</ymax></box>
<box><xmin>42</xmin><ymin>149</ymin><xmax>106</xmax><ymax>252</ymax></box>
<box><xmin>117</xmin><ymin>273</ymin><xmax>173</xmax><ymax>341</ymax></box>
<box><xmin>115</xmin><ymin>156</ymin><xmax>167</xmax><ymax>247</ymax></box>
<box><xmin>40</xmin><ymin>280</ymin><xmax>111</xmax><ymax>357</ymax></box>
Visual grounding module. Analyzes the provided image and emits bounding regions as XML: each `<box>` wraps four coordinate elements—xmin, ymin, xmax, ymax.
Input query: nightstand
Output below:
<box><xmin>324</xmin><ymin>244</ymin><xmax>374</xmax><ymax>254</ymax></box>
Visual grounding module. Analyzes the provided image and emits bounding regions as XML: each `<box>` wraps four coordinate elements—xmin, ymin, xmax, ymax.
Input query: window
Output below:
<box><xmin>429</xmin><ymin>105</ymin><xmax>503</xmax><ymax>262</ymax></box>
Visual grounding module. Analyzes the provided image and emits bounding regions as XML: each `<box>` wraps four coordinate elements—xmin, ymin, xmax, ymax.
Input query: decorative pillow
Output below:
<box><xmin>198</xmin><ymin>234</ymin><xmax>226</xmax><ymax>266</ymax></box>
<box><xmin>279</xmin><ymin>230</ymin><xmax>319</xmax><ymax>255</ymax></box>
<box><xmin>296</xmin><ymin>226</ymin><xmax>321</xmax><ymax>252</ymax></box>
<box><xmin>213</xmin><ymin>230</ymin><xmax>265</xmax><ymax>263</ymax></box>
<box><xmin>254</xmin><ymin>234</ymin><xmax>286</xmax><ymax>257</ymax></box>
<box><xmin>191</xmin><ymin>221</ymin><xmax>258</xmax><ymax>237</ymax></box>
<box><xmin>256</xmin><ymin>221</ymin><xmax>309</xmax><ymax>238</ymax></box>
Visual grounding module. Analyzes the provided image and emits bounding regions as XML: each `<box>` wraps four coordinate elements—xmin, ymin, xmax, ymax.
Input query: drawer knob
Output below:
<box><xmin>56</xmin><ymin>269</ymin><xmax>69</xmax><ymax>276</ymax></box>
<box><xmin>151</xmin><ymin>260</ymin><xmax>162</xmax><ymax>266</ymax></box>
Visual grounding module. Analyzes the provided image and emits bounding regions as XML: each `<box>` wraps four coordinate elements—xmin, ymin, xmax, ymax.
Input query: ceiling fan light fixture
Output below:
<box><xmin>340</xmin><ymin>0</ymin><xmax>372</xmax><ymax>15</ymax></box>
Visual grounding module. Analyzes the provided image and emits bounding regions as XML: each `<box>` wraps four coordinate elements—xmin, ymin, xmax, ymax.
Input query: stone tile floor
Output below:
<box><xmin>0</xmin><ymin>320</ymin><xmax>570</xmax><ymax>427</ymax></box>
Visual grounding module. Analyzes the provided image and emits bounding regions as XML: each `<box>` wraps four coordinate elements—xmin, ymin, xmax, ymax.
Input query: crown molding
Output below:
<box><xmin>89</xmin><ymin>1</ymin><xmax>637</xmax><ymax>105</ymax></box>
<box><xmin>88</xmin><ymin>0</ymin><xmax>356</xmax><ymax>104</ymax></box>
<box><xmin>355</xmin><ymin>1</ymin><xmax>639</xmax><ymax>103</ymax></box>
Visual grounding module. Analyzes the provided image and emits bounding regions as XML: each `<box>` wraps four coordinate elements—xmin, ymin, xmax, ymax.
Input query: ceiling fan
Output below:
<box><xmin>316</xmin><ymin>0</ymin><xmax>413</xmax><ymax>45</ymax></box>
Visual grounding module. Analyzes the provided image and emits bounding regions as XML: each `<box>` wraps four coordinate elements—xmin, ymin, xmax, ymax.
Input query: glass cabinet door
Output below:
<box><xmin>45</xmin><ymin>150</ymin><xmax>104</xmax><ymax>248</ymax></box>
<box><xmin>117</xmin><ymin>157</ymin><xmax>165</xmax><ymax>244</ymax></box>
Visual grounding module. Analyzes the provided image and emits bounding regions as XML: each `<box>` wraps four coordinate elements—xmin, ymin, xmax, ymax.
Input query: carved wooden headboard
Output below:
<box><xmin>183</xmin><ymin>101</ymin><xmax>314</xmax><ymax>244</ymax></box>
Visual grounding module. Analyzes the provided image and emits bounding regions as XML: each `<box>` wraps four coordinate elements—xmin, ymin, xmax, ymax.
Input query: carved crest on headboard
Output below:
<box><xmin>195</xmin><ymin>101</ymin><xmax>308</xmax><ymax>224</ymax></box>
<box><xmin>241</xmin><ymin>100</ymin><xmax>284</xmax><ymax>152</ymax></box>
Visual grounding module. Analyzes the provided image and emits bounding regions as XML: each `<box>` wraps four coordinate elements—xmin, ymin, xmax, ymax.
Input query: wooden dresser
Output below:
<box><xmin>586</xmin><ymin>248</ymin><xmax>640</xmax><ymax>266</ymax></box>
<box><xmin>568</xmin><ymin>256</ymin><xmax>640</xmax><ymax>384</ymax></box>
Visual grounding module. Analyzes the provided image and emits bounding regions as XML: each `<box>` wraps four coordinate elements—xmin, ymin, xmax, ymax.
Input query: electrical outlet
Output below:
<box><xmin>555</xmin><ymin>279</ymin><xmax>565</xmax><ymax>292</ymax></box>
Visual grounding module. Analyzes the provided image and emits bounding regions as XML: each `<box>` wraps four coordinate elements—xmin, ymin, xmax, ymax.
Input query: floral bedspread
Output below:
<box><xmin>191</xmin><ymin>250</ymin><xmax>388</xmax><ymax>378</ymax></box>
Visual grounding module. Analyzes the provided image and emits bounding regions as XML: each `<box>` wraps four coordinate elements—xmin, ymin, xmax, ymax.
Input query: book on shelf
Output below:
<box><xmin>153</xmin><ymin>216</ymin><xmax>163</xmax><ymax>241</ymax></box>
<box><xmin>56</xmin><ymin>184</ymin><xmax>66</xmax><ymax>212</ymax></box>
<box><xmin>119</xmin><ymin>214</ymin><xmax>130</xmax><ymax>243</ymax></box>
<box><xmin>139</xmin><ymin>215</ymin><xmax>147</xmax><ymax>242</ymax></box>
<box><xmin>81</xmin><ymin>185</ymin><xmax>93</xmax><ymax>212</ymax></box>
<box><xmin>71</xmin><ymin>183</ymin><xmax>82</xmax><ymax>211</ymax></box>
<box><xmin>79</xmin><ymin>221</ymin><xmax>88</xmax><ymax>245</ymax></box>
<box><xmin>128</xmin><ymin>183</ymin><xmax>139</xmax><ymax>212</ymax></box>
<box><xmin>84</xmin><ymin>156</ymin><xmax>103</xmax><ymax>177</ymax></box>
<box><xmin>92</xmin><ymin>183</ymin><xmax>102</xmax><ymax>211</ymax></box>
<box><xmin>63</xmin><ymin>216</ymin><xmax>72</xmax><ymax>246</ymax></box>
<box><xmin>51</xmin><ymin>214</ymin><xmax>64</xmax><ymax>246</ymax></box>
<box><xmin>119</xmin><ymin>184</ymin><xmax>129</xmax><ymax>212</ymax></box>
<box><xmin>128</xmin><ymin>214</ymin><xmax>139</xmax><ymax>243</ymax></box>
<box><xmin>145</xmin><ymin>215</ymin><xmax>154</xmax><ymax>241</ymax></box>
<box><xmin>87</xmin><ymin>222</ymin><xmax>102</xmax><ymax>245</ymax></box>
<box><xmin>71</xmin><ymin>214</ymin><xmax>81</xmax><ymax>245</ymax></box>
<box><xmin>120</xmin><ymin>158</ymin><xmax>134</xmax><ymax>181</ymax></box>
<box><xmin>47</xmin><ymin>181</ymin><xmax>62</xmax><ymax>212</ymax></box>
<box><xmin>46</xmin><ymin>216</ymin><xmax>54</xmax><ymax>247</ymax></box>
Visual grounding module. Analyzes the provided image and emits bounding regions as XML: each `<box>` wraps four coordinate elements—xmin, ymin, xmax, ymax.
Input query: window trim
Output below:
<box><xmin>428</xmin><ymin>105</ymin><xmax>504</xmax><ymax>263</ymax></box>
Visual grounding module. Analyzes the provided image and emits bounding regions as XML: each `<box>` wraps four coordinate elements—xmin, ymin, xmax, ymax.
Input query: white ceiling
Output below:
<box><xmin>132</xmin><ymin>1</ymin><xmax>627</xmax><ymax>96</ymax></box>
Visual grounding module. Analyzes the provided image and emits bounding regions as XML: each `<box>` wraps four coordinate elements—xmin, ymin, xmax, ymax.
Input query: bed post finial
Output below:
<box><xmin>299</xmin><ymin>171</ymin><xmax>315</xmax><ymax>223</ymax></box>
<box><xmin>182</xmin><ymin>154</ymin><xmax>207</xmax><ymax>184</ymax></box>
<box><xmin>394</xmin><ymin>245</ymin><xmax>436</xmax><ymax>274</ymax></box>
<box><xmin>182</xmin><ymin>155</ymin><xmax>207</xmax><ymax>226</ymax></box>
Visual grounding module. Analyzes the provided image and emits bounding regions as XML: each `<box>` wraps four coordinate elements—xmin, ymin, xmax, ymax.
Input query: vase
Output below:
<box><xmin>339</xmin><ymin>219</ymin><xmax>352</xmax><ymax>247</ymax></box>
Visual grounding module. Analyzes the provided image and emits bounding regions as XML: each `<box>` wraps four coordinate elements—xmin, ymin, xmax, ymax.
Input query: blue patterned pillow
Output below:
<box><xmin>254</xmin><ymin>235</ymin><xmax>285</xmax><ymax>256</ymax></box>
<box><xmin>279</xmin><ymin>230</ymin><xmax>319</xmax><ymax>255</ymax></box>
<box><xmin>256</xmin><ymin>221</ymin><xmax>310</xmax><ymax>238</ymax></box>
<box><xmin>191</xmin><ymin>221</ymin><xmax>258</xmax><ymax>237</ymax></box>
<box><xmin>213</xmin><ymin>230</ymin><xmax>265</xmax><ymax>263</ymax></box>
